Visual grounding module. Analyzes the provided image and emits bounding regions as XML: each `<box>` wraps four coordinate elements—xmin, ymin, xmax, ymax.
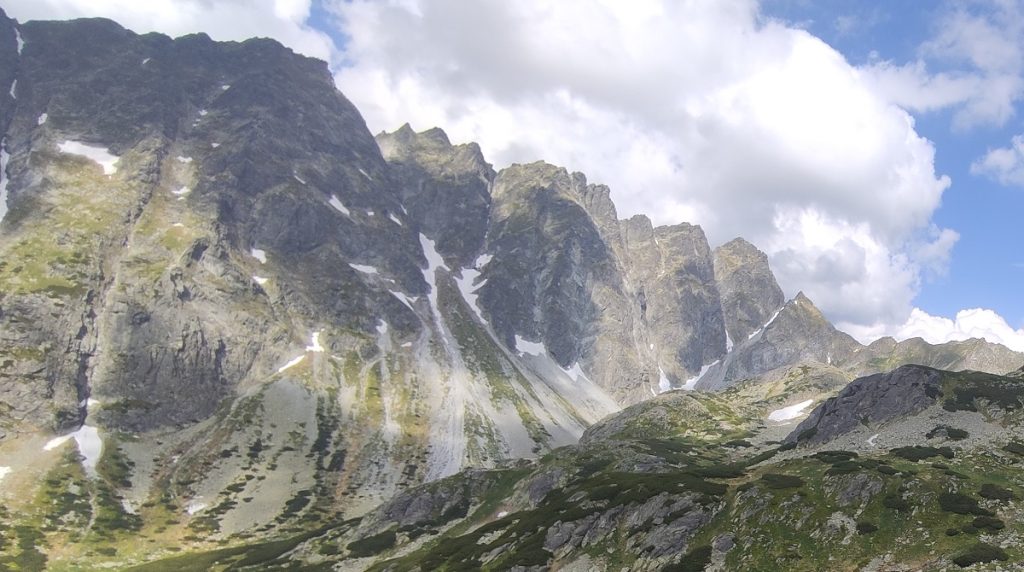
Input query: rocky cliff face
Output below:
<box><xmin>714</xmin><ymin>237</ymin><xmax>785</xmax><ymax>344</ymax></box>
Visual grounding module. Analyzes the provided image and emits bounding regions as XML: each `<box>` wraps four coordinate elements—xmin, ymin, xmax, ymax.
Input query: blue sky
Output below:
<box><xmin>763</xmin><ymin>0</ymin><xmax>1024</xmax><ymax>328</ymax></box>
<box><xmin>7</xmin><ymin>0</ymin><xmax>1024</xmax><ymax>350</ymax></box>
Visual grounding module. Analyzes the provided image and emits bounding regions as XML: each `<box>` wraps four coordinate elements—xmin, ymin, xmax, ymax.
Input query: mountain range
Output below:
<box><xmin>0</xmin><ymin>11</ymin><xmax>1022</xmax><ymax>571</ymax></box>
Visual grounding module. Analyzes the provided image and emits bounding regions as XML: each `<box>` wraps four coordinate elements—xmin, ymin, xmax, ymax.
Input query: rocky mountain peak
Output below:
<box><xmin>376</xmin><ymin>124</ymin><xmax>493</xmax><ymax>264</ymax></box>
<box><xmin>713</xmin><ymin>237</ymin><xmax>785</xmax><ymax>344</ymax></box>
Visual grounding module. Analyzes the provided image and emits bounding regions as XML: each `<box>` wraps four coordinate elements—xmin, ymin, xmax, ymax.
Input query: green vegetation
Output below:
<box><xmin>347</xmin><ymin>530</ymin><xmax>397</xmax><ymax>558</ymax></box>
<box><xmin>926</xmin><ymin>425</ymin><xmax>969</xmax><ymax>440</ymax></box>
<box><xmin>979</xmin><ymin>483</ymin><xmax>1015</xmax><ymax>501</ymax></box>
<box><xmin>937</xmin><ymin>493</ymin><xmax>993</xmax><ymax>516</ymax></box>
<box><xmin>856</xmin><ymin>521</ymin><xmax>878</xmax><ymax>535</ymax></box>
<box><xmin>890</xmin><ymin>446</ymin><xmax>954</xmax><ymax>462</ymax></box>
<box><xmin>941</xmin><ymin>370</ymin><xmax>1024</xmax><ymax>413</ymax></box>
<box><xmin>662</xmin><ymin>545</ymin><xmax>712</xmax><ymax>572</ymax></box>
<box><xmin>759</xmin><ymin>473</ymin><xmax>804</xmax><ymax>489</ymax></box>
<box><xmin>952</xmin><ymin>542</ymin><xmax>1009</xmax><ymax>567</ymax></box>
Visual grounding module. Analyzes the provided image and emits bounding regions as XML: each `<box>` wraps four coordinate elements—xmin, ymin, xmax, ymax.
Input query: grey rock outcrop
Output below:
<box><xmin>621</xmin><ymin>215</ymin><xmax>726</xmax><ymax>389</ymax></box>
<box><xmin>714</xmin><ymin>237</ymin><xmax>785</xmax><ymax>344</ymax></box>
<box><xmin>784</xmin><ymin>364</ymin><xmax>943</xmax><ymax>446</ymax></box>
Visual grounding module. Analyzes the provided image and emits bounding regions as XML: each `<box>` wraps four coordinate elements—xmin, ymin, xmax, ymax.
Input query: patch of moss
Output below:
<box><xmin>890</xmin><ymin>446</ymin><xmax>954</xmax><ymax>462</ymax></box>
<box><xmin>662</xmin><ymin>544</ymin><xmax>712</xmax><ymax>572</ymax></box>
<box><xmin>952</xmin><ymin>542</ymin><xmax>1008</xmax><ymax>568</ymax></box>
<box><xmin>937</xmin><ymin>493</ymin><xmax>993</xmax><ymax>516</ymax></box>
<box><xmin>347</xmin><ymin>530</ymin><xmax>397</xmax><ymax>558</ymax></box>
<box><xmin>760</xmin><ymin>473</ymin><xmax>804</xmax><ymax>489</ymax></box>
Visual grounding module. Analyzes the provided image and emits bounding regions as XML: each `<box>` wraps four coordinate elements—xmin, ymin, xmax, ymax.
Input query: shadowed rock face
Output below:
<box><xmin>714</xmin><ymin>237</ymin><xmax>785</xmax><ymax>344</ymax></box>
<box><xmin>376</xmin><ymin>124</ymin><xmax>494</xmax><ymax>266</ymax></box>
<box><xmin>0</xmin><ymin>14</ymin><xmax>429</xmax><ymax>434</ymax></box>
<box><xmin>784</xmin><ymin>365</ymin><xmax>944</xmax><ymax>446</ymax></box>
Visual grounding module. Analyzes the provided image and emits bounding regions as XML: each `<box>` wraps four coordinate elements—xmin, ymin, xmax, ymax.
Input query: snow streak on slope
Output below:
<box><xmin>455</xmin><ymin>253</ymin><xmax>491</xmax><ymax>324</ymax></box>
<box><xmin>57</xmin><ymin>141</ymin><xmax>120</xmax><ymax>175</ymax></box>
<box><xmin>682</xmin><ymin>360</ymin><xmax>718</xmax><ymax>391</ymax></box>
<box><xmin>418</xmin><ymin>233</ymin><xmax>467</xmax><ymax>480</ymax></box>
<box><xmin>767</xmin><ymin>399</ymin><xmax>814</xmax><ymax>422</ymax></box>
<box><xmin>0</xmin><ymin>142</ymin><xmax>9</xmax><ymax>223</ymax></box>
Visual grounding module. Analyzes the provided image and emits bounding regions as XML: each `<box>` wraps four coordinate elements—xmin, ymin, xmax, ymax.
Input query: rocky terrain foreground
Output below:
<box><xmin>0</xmin><ymin>10</ymin><xmax>1023</xmax><ymax>572</ymax></box>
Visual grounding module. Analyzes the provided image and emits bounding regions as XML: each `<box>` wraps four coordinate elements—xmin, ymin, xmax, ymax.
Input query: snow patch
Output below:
<box><xmin>14</xmin><ymin>27</ymin><xmax>24</xmax><ymax>55</ymax></box>
<box><xmin>42</xmin><ymin>426</ymin><xmax>103</xmax><ymax>477</ymax></box>
<box><xmin>866</xmin><ymin>433</ymin><xmax>879</xmax><ymax>447</ymax></box>
<box><xmin>176</xmin><ymin>155</ymin><xmax>192</xmax><ymax>164</ymax></box>
<box><xmin>221</xmin><ymin>84</ymin><xmax>230</xmax><ymax>91</ymax></box>
<box><xmin>250</xmin><ymin>248</ymin><xmax>267</xmax><ymax>264</ymax></box>
<box><xmin>658</xmin><ymin>368</ymin><xmax>672</xmax><ymax>393</ymax></box>
<box><xmin>122</xmin><ymin>499</ymin><xmax>136</xmax><ymax>514</ymax></box>
<box><xmin>349</xmin><ymin>263</ymin><xmax>378</xmax><ymax>275</ymax></box>
<box><xmin>277</xmin><ymin>355</ymin><xmax>305</xmax><ymax>373</ymax></box>
<box><xmin>43</xmin><ymin>434</ymin><xmax>73</xmax><ymax>451</ymax></box>
<box><xmin>37</xmin><ymin>113</ymin><xmax>47</xmax><ymax>125</ymax></box>
<box><xmin>198</xmin><ymin>109</ymin><xmax>208</xmax><ymax>116</ymax></box>
<box><xmin>389</xmin><ymin>290</ymin><xmax>417</xmax><ymax>312</ymax></box>
<box><xmin>454</xmin><ymin>252</ymin><xmax>491</xmax><ymax>324</ymax></box>
<box><xmin>748</xmin><ymin>307</ymin><xmax>784</xmax><ymax>340</ymax></box>
<box><xmin>211</xmin><ymin>142</ymin><xmax>220</xmax><ymax>148</ymax></box>
<box><xmin>358</xmin><ymin>167</ymin><xmax>372</xmax><ymax>180</ymax></box>
<box><xmin>172</xmin><ymin>222</ymin><xmax>185</xmax><ymax>228</ymax></box>
<box><xmin>252</xmin><ymin>275</ymin><xmax>268</xmax><ymax>285</ymax></box>
<box><xmin>388</xmin><ymin>213</ymin><xmax>403</xmax><ymax>226</ymax></box>
<box><xmin>172</xmin><ymin>186</ymin><xmax>190</xmax><ymax>196</ymax></box>
<box><xmin>293</xmin><ymin>174</ymin><xmax>306</xmax><ymax>185</ymax></box>
<box><xmin>400</xmin><ymin>342</ymin><xmax>412</xmax><ymax>348</ymax></box>
<box><xmin>306</xmin><ymin>331</ymin><xmax>325</xmax><ymax>353</ymax></box>
<box><xmin>73</xmin><ymin>425</ymin><xmax>102</xmax><ymax>477</ymax></box>
<box><xmin>185</xmin><ymin>500</ymin><xmax>207</xmax><ymax>515</ymax></box>
<box><xmin>497</xmin><ymin>511</ymin><xmax>509</xmax><ymax>518</ymax></box>
<box><xmin>0</xmin><ymin>142</ymin><xmax>9</xmax><ymax>223</ymax></box>
<box><xmin>419</xmin><ymin>234</ymin><xmax>448</xmax><ymax>319</ymax></box>
<box><xmin>366</xmin><ymin>210</ymin><xmax>375</xmax><ymax>216</ymax></box>
<box><xmin>682</xmin><ymin>361</ymin><xmax>718</xmax><ymax>391</ymax></box>
<box><xmin>726</xmin><ymin>331</ymin><xmax>734</xmax><ymax>352</ymax></box>
<box><xmin>768</xmin><ymin>399</ymin><xmax>814</xmax><ymax>422</ymax></box>
<box><xmin>58</xmin><ymin>140</ymin><xmax>119</xmax><ymax>175</ymax></box>
<box><xmin>376</xmin><ymin>320</ymin><xmax>389</xmax><ymax>335</ymax></box>
<box><xmin>561</xmin><ymin>362</ymin><xmax>591</xmax><ymax>383</ymax></box>
<box><xmin>141</xmin><ymin>57</ymin><xmax>151</xmax><ymax>65</ymax></box>
<box><xmin>9</xmin><ymin>79</ymin><xmax>16</xmax><ymax>98</ymax></box>
<box><xmin>329</xmin><ymin>195</ymin><xmax>349</xmax><ymax>215</ymax></box>
<box><xmin>0</xmin><ymin>466</ymin><xmax>10</xmax><ymax>482</ymax></box>
<box><xmin>515</xmin><ymin>335</ymin><xmax>546</xmax><ymax>357</ymax></box>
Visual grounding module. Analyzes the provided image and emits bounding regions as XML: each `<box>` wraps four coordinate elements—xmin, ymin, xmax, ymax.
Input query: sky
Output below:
<box><xmin>6</xmin><ymin>0</ymin><xmax>1024</xmax><ymax>352</ymax></box>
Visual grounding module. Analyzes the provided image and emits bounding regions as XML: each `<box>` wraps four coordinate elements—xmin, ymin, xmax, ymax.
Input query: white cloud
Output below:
<box><xmin>972</xmin><ymin>134</ymin><xmax>1024</xmax><ymax>186</ymax></box>
<box><xmin>332</xmin><ymin>0</ymin><xmax>954</xmax><ymax>328</ymax></box>
<box><xmin>894</xmin><ymin>307</ymin><xmax>1024</xmax><ymax>352</ymax></box>
<box><xmin>3</xmin><ymin>0</ymin><xmax>337</xmax><ymax>63</ymax></box>
<box><xmin>859</xmin><ymin>1</ymin><xmax>1024</xmax><ymax>130</ymax></box>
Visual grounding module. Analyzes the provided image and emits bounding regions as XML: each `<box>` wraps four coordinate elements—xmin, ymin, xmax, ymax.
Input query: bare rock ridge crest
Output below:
<box><xmin>0</xmin><ymin>10</ymin><xmax>1021</xmax><ymax>543</ymax></box>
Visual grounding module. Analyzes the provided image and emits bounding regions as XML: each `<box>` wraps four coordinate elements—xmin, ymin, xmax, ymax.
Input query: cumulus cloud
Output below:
<box><xmin>3</xmin><ymin>0</ymin><xmax>338</xmax><ymax>63</ymax></box>
<box><xmin>972</xmin><ymin>134</ymin><xmax>1024</xmax><ymax>185</ymax></box>
<box><xmin>331</xmin><ymin>0</ymin><xmax>955</xmax><ymax>328</ymax></box>
<box><xmin>896</xmin><ymin>308</ymin><xmax>1024</xmax><ymax>352</ymax></box>
<box><xmin>860</xmin><ymin>1</ymin><xmax>1024</xmax><ymax>130</ymax></box>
